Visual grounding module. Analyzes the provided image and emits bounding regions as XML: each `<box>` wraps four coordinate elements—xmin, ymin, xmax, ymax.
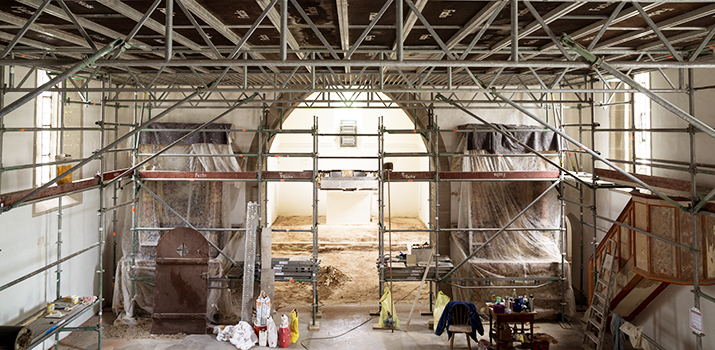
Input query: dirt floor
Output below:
<box><xmin>103</xmin><ymin>317</ymin><xmax>187</xmax><ymax>340</ymax></box>
<box><xmin>271</xmin><ymin>216</ymin><xmax>433</xmax><ymax>310</ymax></box>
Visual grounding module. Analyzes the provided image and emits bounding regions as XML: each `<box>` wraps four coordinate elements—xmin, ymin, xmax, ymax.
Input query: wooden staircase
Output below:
<box><xmin>589</xmin><ymin>192</ymin><xmax>715</xmax><ymax>321</ymax></box>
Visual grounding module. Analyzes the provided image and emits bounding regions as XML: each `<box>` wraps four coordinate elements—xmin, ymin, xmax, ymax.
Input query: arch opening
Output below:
<box><xmin>266</xmin><ymin>92</ymin><xmax>432</xmax><ymax>307</ymax></box>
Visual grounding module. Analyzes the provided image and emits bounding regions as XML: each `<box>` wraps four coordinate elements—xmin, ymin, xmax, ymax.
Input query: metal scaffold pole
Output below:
<box><xmin>97</xmin><ymin>73</ymin><xmax>106</xmax><ymax>350</ymax></box>
<box><xmin>589</xmin><ymin>79</ymin><xmax>598</xmax><ymax>300</ymax></box>
<box><xmin>54</xmin><ymin>77</ymin><xmax>66</xmax><ymax>349</ymax></box>
<box><xmin>311</xmin><ymin>115</ymin><xmax>319</xmax><ymax>328</ymax></box>
<box><xmin>378</xmin><ymin>115</ymin><xmax>384</xmax><ymax>297</ymax></box>
<box><xmin>688</xmin><ymin>68</ymin><xmax>703</xmax><ymax>350</ymax></box>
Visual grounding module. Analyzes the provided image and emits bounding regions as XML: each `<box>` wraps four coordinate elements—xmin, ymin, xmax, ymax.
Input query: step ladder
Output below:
<box><xmin>582</xmin><ymin>239</ymin><xmax>618</xmax><ymax>350</ymax></box>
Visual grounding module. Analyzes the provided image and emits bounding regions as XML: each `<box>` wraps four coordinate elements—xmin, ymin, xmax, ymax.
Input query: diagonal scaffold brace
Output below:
<box><xmin>0</xmin><ymin>38</ymin><xmax>130</xmax><ymax>121</ymax></box>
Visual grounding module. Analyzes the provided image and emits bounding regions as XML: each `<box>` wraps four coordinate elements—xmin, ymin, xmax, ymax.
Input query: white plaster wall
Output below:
<box><xmin>326</xmin><ymin>192</ymin><xmax>372</xmax><ymax>224</ymax></box>
<box><xmin>0</xmin><ymin>68</ymin><xmax>104</xmax><ymax>346</ymax></box>
<box><xmin>266</xmin><ymin>93</ymin><xmax>429</xmax><ymax>225</ymax></box>
<box><xmin>562</xmin><ymin>68</ymin><xmax>715</xmax><ymax>346</ymax></box>
<box><xmin>634</xmin><ymin>285</ymin><xmax>715</xmax><ymax>350</ymax></box>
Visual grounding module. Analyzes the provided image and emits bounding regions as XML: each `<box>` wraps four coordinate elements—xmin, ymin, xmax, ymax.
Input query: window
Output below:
<box><xmin>607</xmin><ymin>72</ymin><xmax>651</xmax><ymax>175</ymax></box>
<box><xmin>608</xmin><ymin>80</ymin><xmax>630</xmax><ymax>171</ymax></box>
<box><xmin>633</xmin><ymin>73</ymin><xmax>651</xmax><ymax>175</ymax></box>
<box><xmin>33</xmin><ymin>70</ymin><xmax>82</xmax><ymax>215</ymax></box>
<box><xmin>340</xmin><ymin>120</ymin><xmax>357</xmax><ymax>147</ymax></box>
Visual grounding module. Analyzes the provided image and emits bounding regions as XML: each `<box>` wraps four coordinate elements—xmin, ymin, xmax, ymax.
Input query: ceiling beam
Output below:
<box><xmin>0</xmin><ymin>0</ymin><xmax>51</xmax><ymax>59</ymax></box>
<box><xmin>420</xmin><ymin>1</ymin><xmax>502</xmax><ymax>66</ymax></box>
<box><xmin>594</xmin><ymin>3</ymin><xmax>715</xmax><ymax>50</ymax></box>
<box><xmin>385</xmin><ymin>0</ymin><xmax>427</xmax><ymax>72</ymax></box>
<box><xmin>178</xmin><ymin>0</ymin><xmax>273</xmax><ymax>66</ymax></box>
<box><xmin>0</xmin><ymin>30</ymin><xmax>61</xmax><ymax>54</ymax></box>
<box><xmin>336</xmin><ymin>0</ymin><xmax>350</xmax><ymax>51</ymax></box>
<box><xmin>15</xmin><ymin>0</ymin><xmax>155</xmax><ymax>56</ymax></box>
<box><xmin>477</xmin><ymin>1</ymin><xmax>586</xmax><ymax>61</ymax></box>
<box><xmin>447</xmin><ymin>2</ymin><xmax>502</xmax><ymax>50</ymax></box>
<box><xmin>336</xmin><ymin>0</ymin><xmax>350</xmax><ymax>73</ymax></box>
<box><xmin>256</xmin><ymin>0</ymin><xmax>302</xmax><ymax>56</ymax></box>
<box><xmin>0</xmin><ymin>4</ymin><xmax>163</xmax><ymax>79</ymax></box>
<box><xmin>96</xmin><ymin>0</ymin><xmax>203</xmax><ymax>51</ymax></box>
<box><xmin>401</xmin><ymin>0</ymin><xmax>427</xmax><ymax>43</ymax></box>
<box><xmin>605</xmin><ymin>26</ymin><xmax>715</xmax><ymax>61</ymax></box>
<box><xmin>56</xmin><ymin>0</ymin><xmax>97</xmax><ymax>51</ymax></box>
<box><xmin>0</xmin><ymin>10</ymin><xmax>91</xmax><ymax>50</ymax></box>
<box><xmin>537</xmin><ymin>2</ymin><xmax>661</xmax><ymax>53</ymax></box>
<box><xmin>96</xmin><ymin>0</ymin><xmax>231</xmax><ymax>74</ymax></box>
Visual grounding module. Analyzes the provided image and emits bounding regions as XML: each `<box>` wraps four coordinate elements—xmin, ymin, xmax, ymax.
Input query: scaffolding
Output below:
<box><xmin>0</xmin><ymin>2</ymin><xmax>714</xmax><ymax>346</ymax></box>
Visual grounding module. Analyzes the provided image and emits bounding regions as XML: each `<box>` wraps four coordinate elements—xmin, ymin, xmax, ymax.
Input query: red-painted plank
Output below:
<box><xmin>1</xmin><ymin>178</ymin><xmax>99</xmax><ymax>207</ymax></box>
<box><xmin>262</xmin><ymin>171</ymin><xmax>313</xmax><ymax>180</ymax></box>
<box><xmin>138</xmin><ymin>171</ymin><xmax>257</xmax><ymax>180</ymax></box>
<box><xmin>595</xmin><ymin>168</ymin><xmax>692</xmax><ymax>193</ymax></box>
<box><xmin>440</xmin><ymin>171</ymin><xmax>560</xmax><ymax>180</ymax></box>
<box><xmin>386</xmin><ymin>171</ymin><xmax>560</xmax><ymax>180</ymax></box>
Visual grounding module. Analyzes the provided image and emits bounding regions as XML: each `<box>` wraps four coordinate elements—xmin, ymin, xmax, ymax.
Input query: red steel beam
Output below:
<box><xmin>1</xmin><ymin>168</ymin><xmax>132</xmax><ymax>208</ymax></box>
<box><xmin>386</xmin><ymin>171</ymin><xmax>560</xmax><ymax>180</ymax></box>
<box><xmin>595</xmin><ymin>168</ymin><xmax>692</xmax><ymax>193</ymax></box>
<box><xmin>138</xmin><ymin>171</ymin><xmax>257</xmax><ymax>180</ymax></box>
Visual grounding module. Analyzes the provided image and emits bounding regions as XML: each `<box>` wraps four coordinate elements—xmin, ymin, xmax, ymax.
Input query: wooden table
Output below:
<box><xmin>488</xmin><ymin>306</ymin><xmax>536</xmax><ymax>350</ymax></box>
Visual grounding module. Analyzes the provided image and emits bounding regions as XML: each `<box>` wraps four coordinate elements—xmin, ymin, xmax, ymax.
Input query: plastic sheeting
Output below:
<box><xmin>112</xmin><ymin>124</ymin><xmax>247</xmax><ymax>324</ymax></box>
<box><xmin>452</xmin><ymin>137</ymin><xmax>575</xmax><ymax>320</ymax></box>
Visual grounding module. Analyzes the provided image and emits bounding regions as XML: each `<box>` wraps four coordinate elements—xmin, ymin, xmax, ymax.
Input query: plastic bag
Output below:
<box><xmin>433</xmin><ymin>291</ymin><xmax>451</xmax><ymax>330</ymax></box>
<box><xmin>228</xmin><ymin>321</ymin><xmax>258</xmax><ymax>350</ymax></box>
<box><xmin>289</xmin><ymin>309</ymin><xmax>300</xmax><ymax>343</ymax></box>
<box><xmin>378</xmin><ymin>287</ymin><xmax>400</xmax><ymax>328</ymax></box>
<box><xmin>267</xmin><ymin>316</ymin><xmax>278</xmax><ymax>348</ymax></box>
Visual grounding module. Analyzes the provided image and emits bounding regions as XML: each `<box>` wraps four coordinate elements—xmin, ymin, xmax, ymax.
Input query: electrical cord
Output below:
<box><xmin>298</xmin><ymin>285</ymin><xmax>424</xmax><ymax>349</ymax></box>
<box><xmin>300</xmin><ymin>316</ymin><xmax>374</xmax><ymax>350</ymax></box>
<box><xmin>394</xmin><ymin>284</ymin><xmax>422</xmax><ymax>303</ymax></box>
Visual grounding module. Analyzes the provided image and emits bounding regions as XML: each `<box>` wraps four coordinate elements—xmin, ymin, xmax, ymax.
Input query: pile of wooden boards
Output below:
<box><xmin>272</xmin><ymin>257</ymin><xmax>319</xmax><ymax>282</ymax></box>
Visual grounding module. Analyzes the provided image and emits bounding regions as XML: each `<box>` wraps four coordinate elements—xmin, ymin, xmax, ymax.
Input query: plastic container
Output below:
<box><xmin>278</xmin><ymin>326</ymin><xmax>291</xmax><ymax>348</ymax></box>
<box><xmin>259</xmin><ymin>329</ymin><xmax>267</xmax><ymax>347</ymax></box>
<box><xmin>254</xmin><ymin>323</ymin><xmax>267</xmax><ymax>335</ymax></box>
<box><xmin>56</xmin><ymin>154</ymin><xmax>72</xmax><ymax>185</ymax></box>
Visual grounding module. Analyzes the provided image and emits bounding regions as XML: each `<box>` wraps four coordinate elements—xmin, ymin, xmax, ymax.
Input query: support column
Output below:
<box><xmin>688</xmin><ymin>68</ymin><xmax>703</xmax><ymax>350</ymax></box>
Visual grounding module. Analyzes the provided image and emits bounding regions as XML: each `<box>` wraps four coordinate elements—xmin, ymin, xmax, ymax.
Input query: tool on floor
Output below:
<box><xmin>581</xmin><ymin>239</ymin><xmax>618</xmax><ymax>350</ymax></box>
<box><xmin>404</xmin><ymin>246</ymin><xmax>436</xmax><ymax>331</ymax></box>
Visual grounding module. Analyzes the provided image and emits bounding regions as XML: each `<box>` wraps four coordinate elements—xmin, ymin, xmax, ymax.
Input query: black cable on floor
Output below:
<box><xmin>394</xmin><ymin>284</ymin><xmax>421</xmax><ymax>303</ymax></box>
<box><xmin>300</xmin><ymin>316</ymin><xmax>374</xmax><ymax>350</ymax></box>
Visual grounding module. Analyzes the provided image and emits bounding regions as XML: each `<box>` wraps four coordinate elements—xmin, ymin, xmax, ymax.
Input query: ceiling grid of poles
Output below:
<box><xmin>0</xmin><ymin>0</ymin><xmax>710</xmax><ymax>107</ymax></box>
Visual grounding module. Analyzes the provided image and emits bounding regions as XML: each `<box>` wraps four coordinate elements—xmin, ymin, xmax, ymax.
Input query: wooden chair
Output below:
<box><xmin>447</xmin><ymin>303</ymin><xmax>474</xmax><ymax>350</ymax></box>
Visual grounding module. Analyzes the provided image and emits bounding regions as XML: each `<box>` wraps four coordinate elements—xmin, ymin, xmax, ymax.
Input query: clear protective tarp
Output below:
<box><xmin>451</xmin><ymin>134</ymin><xmax>575</xmax><ymax>320</ymax></box>
<box><xmin>112</xmin><ymin>123</ymin><xmax>246</xmax><ymax>325</ymax></box>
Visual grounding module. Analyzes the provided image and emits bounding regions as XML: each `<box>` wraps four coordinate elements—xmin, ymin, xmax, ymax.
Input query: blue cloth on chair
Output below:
<box><xmin>611</xmin><ymin>312</ymin><xmax>625</xmax><ymax>350</ymax></box>
<box><xmin>435</xmin><ymin>301</ymin><xmax>484</xmax><ymax>341</ymax></box>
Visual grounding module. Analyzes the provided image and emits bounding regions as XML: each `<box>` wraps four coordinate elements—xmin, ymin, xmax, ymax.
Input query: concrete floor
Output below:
<box><xmin>58</xmin><ymin>305</ymin><xmax>586</xmax><ymax>350</ymax></box>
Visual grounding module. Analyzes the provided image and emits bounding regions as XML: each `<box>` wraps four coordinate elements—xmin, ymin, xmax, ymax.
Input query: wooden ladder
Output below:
<box><xmin>582</xmin><ymin>239</ymin><xmax>618</xmax><ymax>350</ymax></box>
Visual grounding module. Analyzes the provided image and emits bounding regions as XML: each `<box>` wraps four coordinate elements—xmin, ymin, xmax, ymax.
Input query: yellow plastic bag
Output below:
<box><xmin>433</xmin><ymin>291</ymin><xmax>451</xmax><ymax>330</ymax></box>
<box><xmin>289</xmin><ymin>309</ymin><xmax>299</xmax><ymax>343</ymax></box>
<box><xmin>378</xmin><ymin>287</ymin><xmax>400</xmax><ymax>328</ymax></box>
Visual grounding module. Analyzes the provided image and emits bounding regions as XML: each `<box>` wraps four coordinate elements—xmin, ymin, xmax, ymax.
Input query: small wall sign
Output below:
<box><xmin>691</xmin><ymin>307</ymin><xmax>704</xmax><ymax>335</ymax></box>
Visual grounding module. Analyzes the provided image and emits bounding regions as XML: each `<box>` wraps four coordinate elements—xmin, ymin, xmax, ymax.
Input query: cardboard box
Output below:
<box><xmin>406</xmin><ymin>254</ymin><xmax>416</xmax><ymax>266</ymax></box>
<box><xmin>411</xmin><ymin>247</ymin><xmax>431</xmax><ymax>264</ymax></box>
